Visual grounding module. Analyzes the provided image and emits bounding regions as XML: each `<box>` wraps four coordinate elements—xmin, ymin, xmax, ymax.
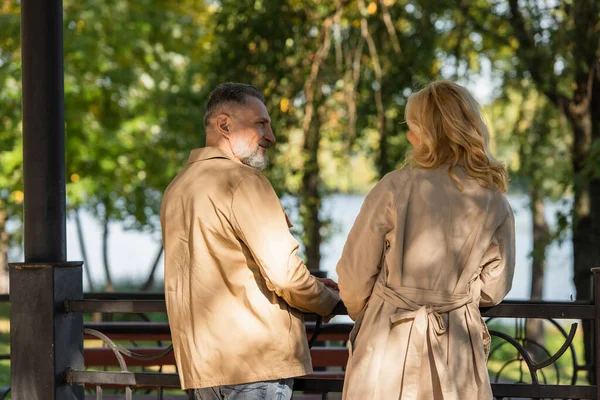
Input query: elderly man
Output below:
<box><xmin>160</xmin><ymin>83</ymin><xmax>340</xmax><ymax>400</ymax></box>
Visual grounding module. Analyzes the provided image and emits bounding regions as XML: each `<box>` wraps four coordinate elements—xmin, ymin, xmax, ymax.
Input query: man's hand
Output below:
<box><xmin>319</xmin><ymin>278</ymin><xmax>339</xmax><ymax>291</ymax></box>
<box><xmin>319</xmin><ymin>278</ymin><xmax>339</xmax><ymax>323</ymax></box>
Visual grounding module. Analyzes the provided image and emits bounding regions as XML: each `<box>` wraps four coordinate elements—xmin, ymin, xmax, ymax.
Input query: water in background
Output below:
<box><xmin>316</xmin><ymin>194</ymin><xmax>574</xmax><ymax>301</ymax></box>
<box><xmin>66</xmin><ymin>194</ymin><xmax>575</xmax><ymax>301</ymax></box>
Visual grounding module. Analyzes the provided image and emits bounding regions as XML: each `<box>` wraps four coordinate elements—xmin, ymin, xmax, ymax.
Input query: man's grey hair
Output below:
<box><xmin>203</xmin><ymin>83</ymin><xmax>265</xmax><ymax>128</ymax></box>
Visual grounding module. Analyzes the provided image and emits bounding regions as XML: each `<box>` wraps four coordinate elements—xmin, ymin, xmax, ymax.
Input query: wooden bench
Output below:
<box><xmin>83</xmin><ymin>321</ymin><xmax>352</xmax><ymax>342</ymax></box>
<box><xmin>81</xmin><ymin>321</ymin><xmax>350</xmax><ymax>396</ymax></box>
<box><xmin>83</xmin><ymin>346</ymin><xmax>348</xmax><ymax>371</ymax></box>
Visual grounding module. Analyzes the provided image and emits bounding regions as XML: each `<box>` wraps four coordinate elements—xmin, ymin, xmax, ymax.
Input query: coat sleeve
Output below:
<box><xmin>231</xmin><ymin>173</ymin><xmax>339</xmax><ymax>316</ymax></box>
<box><xmin>336</xmin><ymin>174</ymin><xmax>397</xmax><ymax>320</ymax></box>
<box><xmin>479</xmin><ymin>208</ymin><xmax>516</xmax><ymax>307</ymax></box>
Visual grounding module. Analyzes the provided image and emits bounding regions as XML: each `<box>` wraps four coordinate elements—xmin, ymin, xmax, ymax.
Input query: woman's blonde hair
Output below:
<box><xmin>404</xmin><ymin>80</ymin><xmax>508</xmax><ymax>192</ymax></box>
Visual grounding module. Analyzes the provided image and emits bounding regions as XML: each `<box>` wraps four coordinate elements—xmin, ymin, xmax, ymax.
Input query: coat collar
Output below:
<box><xmin>188</xmin><ymin>147</ymin><xmax>239</xmax><ymax>164</ymax></box>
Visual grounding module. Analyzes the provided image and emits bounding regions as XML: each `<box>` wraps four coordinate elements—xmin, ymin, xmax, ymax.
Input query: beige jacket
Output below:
<box><xmin>160</xmin><ymin>147</ymin><xmax>339</xmax><ymax>390</ymax></box>
<box><xmin>337</xmin><ymin>166</ymin><xmax>515</xmax><ymax>400</ymax></box>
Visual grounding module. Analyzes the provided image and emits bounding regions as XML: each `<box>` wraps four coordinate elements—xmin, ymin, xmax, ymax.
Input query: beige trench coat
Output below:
<box><xmin>337</xmin><ymin>166</ymin><xmax>515</xmax><ymax>400</ymax></box>
<box><xmin>160</xmin><ymin>147</ymin><xmax>339</xmax><ymax>390</ymax></box>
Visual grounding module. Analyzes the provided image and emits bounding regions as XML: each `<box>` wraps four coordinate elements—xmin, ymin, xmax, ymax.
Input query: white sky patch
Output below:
<box><xmin>463</xmin><ymin>57</ymin><xmax>501</xmax><ymax>106</ymax></box>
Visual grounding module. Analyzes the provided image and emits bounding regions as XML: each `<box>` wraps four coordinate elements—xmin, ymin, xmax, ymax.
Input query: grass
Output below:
<box><xmin>0</xmin><ymin>302</ymin><xmax>9</xmax><ymax>391</ymax></box>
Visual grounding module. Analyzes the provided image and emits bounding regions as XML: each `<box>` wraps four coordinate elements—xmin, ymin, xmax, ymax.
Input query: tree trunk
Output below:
<box><xmin>590</xmin><ymin>76</ymin><xmax>600</xmax><ymax>383</ymax></box>
<box><xmin>101</xmin><ymin>216</ymin><xmax>114</xmax><ymax>291</ymax></box>
<box><xmin>557</xmin><ymin>1</ymin><xmax>598</xmax><ymax>378</ymax></box>
<box><xmin>577</xmin><ymin>74</ymin><xmax>600</xmax><ymax>381</ymax></box>
<box><xmin>526</xmin><ymin>189</ymin><xmax>550</xmax><ymax>358</ymax></box>
<box><xmin>502</xmin><ymin>0</ymin><xmax>599</xmax><ymax>377</ymax></box>
<box><xmin>529</xmin><ymin>193</ymin><xmax>549</xmax><ymax>301</ymax></box>
<box><xmin>74</xmin><ymin>208</ymin><xmax>96</xmax><ymax>292</ymax></box>
<box><xmin>0</xmin><ymin>210</ymin><xmax>8</xmax><ymax>294</ymax></box>
<box><xmin>567</xmin><ymin>108</ymin><xmax>596</xmax><ymax>379</ymax></box>
<box><xmin>357</xmin><ymin>1</ymin><xmax>388</xmax><ymax>177</ymax></box>
<box><xmin>299</xmin><ymin>14</ymin><xmax>334</xmax><ymax>274</ymax></box>
<box><xmin>591</xmin><ymin>71</ymin><xmax>600</xmax><ymax>271</ymax></box>
<box><xmin>570</xmin><ymin>107</ymin><xmax>594</xmax><ymax>302</ymax></box>
<box><xmin>503</xmin><ymin>2</ymin><xmax>599</xmax><ymax>308</ymax></box>
<box><xmin>0</xmin><ymin>246</ymin><xmax>7</xmax><ymax>294</ymax></box>
<box><xmin>301</xmin><ymin>112</ymin><xmax>322</xmax><ymax>272</ymax></box>
<box><xmin>140</xmin><ymin>245</ymin><xmax>164</xmax><ymax>292</ymax></box>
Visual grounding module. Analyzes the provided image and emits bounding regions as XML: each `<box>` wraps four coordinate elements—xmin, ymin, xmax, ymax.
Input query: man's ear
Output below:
<box><xmin>215</xmin><ymin>114</ymin><xmax>231</xmax><ymax>138</ymax></box>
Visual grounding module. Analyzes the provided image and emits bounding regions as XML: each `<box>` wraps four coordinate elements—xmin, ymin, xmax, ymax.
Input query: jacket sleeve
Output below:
<box><xmin>336</xmin><ymin>174</ymin><xmax>397</xmax><ymax>320</ymax></box>
<box><xmin>231</xmin><ymin>173</ymin><xmax>339</xmax><ymax>316</ymax></box>
<box><xmin>479</xmin><ymin>209</ymin><xmax>516</xmax><ymax>307</ymax></box>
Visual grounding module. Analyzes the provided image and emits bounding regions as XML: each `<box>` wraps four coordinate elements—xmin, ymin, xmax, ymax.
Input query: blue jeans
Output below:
<box><xmin>195</xmin><ymin>378</ymin><xmax>293</xmax><ymax>400</ymax></box>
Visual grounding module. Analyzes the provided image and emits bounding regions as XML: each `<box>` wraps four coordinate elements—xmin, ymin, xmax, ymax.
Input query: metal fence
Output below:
<box><xmin>35</xmin><ymin>268</ymin><xmax>598</xmax><ymax>400</ymax></box>
<box><xmin>4</xmin><ymin>269</ymin><xmax>600</xmax><ymax>399</ymax></box>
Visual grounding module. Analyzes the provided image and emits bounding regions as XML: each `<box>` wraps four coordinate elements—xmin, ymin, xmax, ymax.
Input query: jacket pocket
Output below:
<box><xmin>222</xmin><ymin>381</ymin><xmax>268</xmax><ymax>398</ymax></box>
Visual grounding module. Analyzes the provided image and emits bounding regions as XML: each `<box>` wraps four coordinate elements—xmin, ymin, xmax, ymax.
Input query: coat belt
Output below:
<box><xmin>373</xmin><ymin>282</ymin><xmax>473</xmax><ymax>400</ymax></box>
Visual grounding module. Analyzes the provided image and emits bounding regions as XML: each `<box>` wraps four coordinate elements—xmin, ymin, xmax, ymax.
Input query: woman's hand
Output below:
<box><xmin>319</xmin><ymin>277</ymin><xmax>339</xmax><ymax>291</ymax></box>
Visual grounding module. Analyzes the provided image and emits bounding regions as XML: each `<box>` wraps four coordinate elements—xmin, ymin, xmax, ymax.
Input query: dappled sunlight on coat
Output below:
<box><xmin>337</xmin><ymin>166</ymin><xmax>515</xmax><ymax>399</ymax></box>
<box><xmin>161</xmin><ymin>147</ymin><xmax>339</xmax><ymax>390</ymax></box>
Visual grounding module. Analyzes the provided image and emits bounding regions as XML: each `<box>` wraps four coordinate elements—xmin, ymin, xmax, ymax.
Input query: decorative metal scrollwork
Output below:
<box><xmin>0</xmin><ymin>386</ymin><xmax>10</xmax><ymax>400</ymax></box>
<box><xmin>486</xmin><ymin>318</ymin><xmax>580</xmax><ymax>387</ymax></box>
<box><xmin>84</xmin><ymin>328</ymin><xmax>175</xmax><ymax>400</ymax></box>
<box><xmin>85</xmin><ymin>328</ymin><xmax>174</xmax><ymax>363</ymax></box>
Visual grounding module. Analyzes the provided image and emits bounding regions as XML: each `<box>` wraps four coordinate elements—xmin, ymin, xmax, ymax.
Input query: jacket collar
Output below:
<box><xmin>188</xmin><ymin>147</ymin><xmax>239</xmax><ymax>164</ymax></box>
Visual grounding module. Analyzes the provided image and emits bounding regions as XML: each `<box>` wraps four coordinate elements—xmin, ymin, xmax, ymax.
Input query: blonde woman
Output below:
<box><xmin>336</xmin><ymin>80</ymin><xmax>515</xmax><ymax>400</ymax></box>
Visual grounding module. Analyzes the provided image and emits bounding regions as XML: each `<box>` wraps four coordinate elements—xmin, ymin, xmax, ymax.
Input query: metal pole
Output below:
<box><xmin>21</xmin><ymin>0</ymin><xmax>66</xmax><ymax>262</ymax></box>
<box><xmin>10</xmin><ymin>0</ymin><xmax>84</xmax><ymax>399</ymax></box>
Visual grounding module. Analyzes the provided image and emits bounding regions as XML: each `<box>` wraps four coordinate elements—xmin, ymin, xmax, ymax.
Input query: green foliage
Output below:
<box><xmin>0</xmin><ymin>2</ymin><xmax>23</xmax><ymax>251</ymax></box>
<box><xmin>1</xmin><ymin>0</ymin><xmax>210</xmax><ymax>240</ymax></box>
<box><xmin>62</xmin><ymin>0</ymin><xmax>208</xmax><ymax>232</ymax></box>
<box><xmin>1</xmin><ymin>0</ymin><xmax>597</xmax><ymax>276</ymax></box>
<box><xmin>488</xmin><ymin>81</ymin><xmax>573</xmax><ymax>244</ymax></box>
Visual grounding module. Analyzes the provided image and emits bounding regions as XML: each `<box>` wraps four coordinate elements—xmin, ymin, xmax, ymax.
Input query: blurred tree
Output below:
<box><xmin>467</xmin><ymin>0</ymin><xmax>600</xmax><ymax>374</ymax></box>
<box><xmin>352</xmin><ymin>0</ymin><xmax>441</xmax><ymax>177</ymax></box>
<box><xmin>0</xmin><ymin>0</ymin><xmax>208</xmax><ymax>291</ymax></box>
<box><xmin>198</xmin><ymin>0</ymin><xmax>460</xmax><ymax>271</ymax></box>
<box><xmin>489</xmin><ymin>81</ymin><xmax>572</xmax><ymax>353</ymax></box>
<box><xmin>0</xmin><ymin>0</ymin><xmax>23</xmax><ymax>293</ymax></box>
<box><xmin>2</xmin><ymin>0</ymin><xmax>590</xmax><ymax>304</ymax></box>
<box><xmin>63</xmin><ymin>0</ymin><xmax>209</xmax><ymax>290</ymax></box>
<box><xmin>196</xmin><ymin>0</ymin><xmax>346</xmax><ymax>272</ymax></box>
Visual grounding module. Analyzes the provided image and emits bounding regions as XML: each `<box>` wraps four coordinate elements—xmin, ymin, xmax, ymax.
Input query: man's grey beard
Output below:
<box><xmin>240</xmin><ymin>151</ymin><xmax>268</xmax><ymax>171</ymax></box>
<box><xmin>232</xmin><ymin>141</ymin><xmax>268</xmax><ymax>171</ymax></box>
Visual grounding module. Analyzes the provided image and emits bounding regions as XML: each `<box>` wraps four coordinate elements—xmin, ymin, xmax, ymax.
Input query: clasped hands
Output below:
<box><xmin>319</xmin><ymin>277</ymin><xmax>339</xmax><ymax>323</ymax></box>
